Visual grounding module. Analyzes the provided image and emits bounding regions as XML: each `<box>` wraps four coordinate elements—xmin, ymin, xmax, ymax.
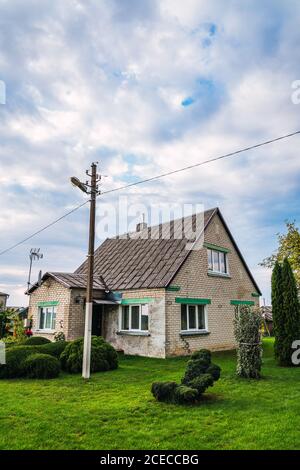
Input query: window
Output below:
<box><xmin>207</xmin><ymin>249</ymin><xmax>228</xmax><ymax>274</ymax></box>
<box><xmin>39</xmin><ymin>306</ymin><xmax>56</xmax><ymax>330</ymax></box>
<box><xmin>120</xmin><ymin>304</ymin><xmax>149</xmax><ymax>332</ymax></box>
<box><xmin>181</xmin><ymin>304</ymin><xmax>207</xmax><ymax>332</ymax></box>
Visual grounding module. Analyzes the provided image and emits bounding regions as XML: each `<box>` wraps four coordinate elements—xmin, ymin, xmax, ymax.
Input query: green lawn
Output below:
<box><xmin>0</xmin><ymin>338</ymin><xmax>299</xmax><ymax>450</ymax></box>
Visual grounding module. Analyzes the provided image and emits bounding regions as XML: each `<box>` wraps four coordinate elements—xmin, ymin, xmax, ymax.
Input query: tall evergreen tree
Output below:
<box><xmin>271</xmin><ymin>261</ymin><xmax>284</xmax><ymax>362</ymax></box>
<box><xmin>281</xmin><ymin>258</ymin><xmax>300</xmax><ymax>366</ymax></box>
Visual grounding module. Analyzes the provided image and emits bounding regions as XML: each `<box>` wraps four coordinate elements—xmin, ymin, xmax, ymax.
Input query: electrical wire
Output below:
<box><xmin>1</xmin><ymin>129</ymin><xmax>299</xmax><ymax>256</ymax></box>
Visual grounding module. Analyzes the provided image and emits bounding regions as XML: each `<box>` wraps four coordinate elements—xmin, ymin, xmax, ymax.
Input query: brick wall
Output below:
<box><xmin>103</xmin><ymin>288</ymin><xmax>166</xmax><ymax>358</ymax></box>
<box><xmin>28</xmin><ymin>278</ymin><xmax>71</xmax><ymax>341</ymax></box>
<box><xmin>165</xmin><ymin>213</ymin><xmax>260</xmax><ymax>356</ymax></box>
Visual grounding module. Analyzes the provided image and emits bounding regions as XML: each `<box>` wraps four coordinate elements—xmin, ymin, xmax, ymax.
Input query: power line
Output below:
<box><xmin>101</xmin><ymin>130</ymin><xmax>300</xmax><ymax>195</ymax></box>
<box><xmin>0</xmin><ymin>129</ymin><xmax>299</xmax><ymax>256</ymax></box>
<box><xmin>0</xmin><ymin>200</ymin><xmax>89</xmax><ymax>256</ymax></box>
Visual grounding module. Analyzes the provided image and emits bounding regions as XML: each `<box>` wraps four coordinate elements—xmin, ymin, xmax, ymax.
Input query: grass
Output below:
<box><xmin>0</xmin><ymin>337</ymin><xmax>300</xmax><ymax>450</ymax></box>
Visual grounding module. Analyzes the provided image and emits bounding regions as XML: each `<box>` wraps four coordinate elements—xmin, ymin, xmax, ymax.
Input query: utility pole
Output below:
<box><xmin>71</xmin><ymin>162</ymin><xmax>100</xmax><ymax>379</ymax></box>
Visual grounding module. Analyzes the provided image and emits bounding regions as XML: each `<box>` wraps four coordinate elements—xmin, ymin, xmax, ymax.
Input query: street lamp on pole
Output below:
<box><xmin>70</xmin><ymin>162</ymin><xmax>100</xmax><ymax>379</ymax></box>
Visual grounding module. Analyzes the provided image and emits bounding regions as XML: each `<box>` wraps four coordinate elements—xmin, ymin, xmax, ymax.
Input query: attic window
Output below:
<box><xmin>207</xmin><ymin>249</ymin><xmax>228</xmax><ymax>274</ymax></box>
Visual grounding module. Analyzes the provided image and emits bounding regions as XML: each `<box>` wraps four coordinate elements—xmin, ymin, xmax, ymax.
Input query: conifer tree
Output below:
<box><xmin>271</xmin><ymin>261</ymin><xmax>284</xmax><ymax>362</ymax></box>
<box><xmin>281</xmin><ymin>258</ymin><xmax>300</xmax><ymax>366</ymax></box>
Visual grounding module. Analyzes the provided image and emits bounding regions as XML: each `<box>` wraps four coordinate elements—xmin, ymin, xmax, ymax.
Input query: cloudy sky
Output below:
<box><xmin>0</xmin><ymin>0</ymin><xmax>300</xmax><ymax>306</ymax></box>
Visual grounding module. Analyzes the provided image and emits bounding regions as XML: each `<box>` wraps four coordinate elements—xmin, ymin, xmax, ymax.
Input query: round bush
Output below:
<box><xmin>0</xmin><ymin>346</ymin><xmax>40</xmax><ymax>378</ymax></box>
<box><xmin>24</xmin><ymin>353</ymin><xmax>60</xmax><ymax>379</ymax></box>
<box><xmin>60</xmin><ymin>336</ymin><xmax>118</xmax><ymax>374</ymax></box>
<box><xmin>39</xmin><ymin>340</ymin><xmax>68</xmax><ymax>358</ymax></box>
<box><xmin>23</xmin><ymin>336</ymin><xmax>51</xmax><ymax>346</ymax></box>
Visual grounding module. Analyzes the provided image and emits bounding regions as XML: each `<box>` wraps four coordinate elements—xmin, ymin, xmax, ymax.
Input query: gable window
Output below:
<box><xmin>181</xmin><ymin>304</ymin><xmax>207</xmax><ymax>332</ymax></box>
<box><xmin>207</xmin><ymin>249</ymin><xmax>228</xmax><ymax>274</ymax></box>
<box><xmin>121</xmin><ymin>304</ymin><xmax>149</xmax><ymax>332</ymax></box>
<box><xmin>39</xmin><ymin>306</ymin><xmax>56</xmax><ymax>330</ymax></box>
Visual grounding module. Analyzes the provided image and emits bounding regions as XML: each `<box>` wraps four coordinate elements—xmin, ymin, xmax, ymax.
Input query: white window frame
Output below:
<box><xmin>38</xmin><ymin>306</ymin><xmax>57</xmax><ymax>331</ymax></box>
<box><xmin>119</xmin><ymin>304</ymin><xmax>149</xmax><ymax>332</ymax></box>
<box><xmin>180</xmin><ymin>304</ymin><xmax>208</xmax><ymax>333</ymax></box>
<box><xmin>207</xmin><ymin>248</ymin><xmax>229</xmax><ymax>275</ymax></box>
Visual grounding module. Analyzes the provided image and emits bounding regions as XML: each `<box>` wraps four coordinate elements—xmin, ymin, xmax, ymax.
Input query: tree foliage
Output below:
<box><xmin>271</xmin><ymin>261</ymin><xmax>285</xmax><ymax>362</ymax></box>
<box><xmin>281</xmin><ymin>258</ymin><xmax>300</xmax><ymax>366</ymax></box>
<box><xmin>261</xmin><ymin>221</ymin><xmax>300</xmax><ymax>289</ymax></box>
<box><xmin>234</xmin><ymin>306</ymin><xmax>262</xmax><ymax>378</ymax></box>
<box><xmin>271</xmin><ymin>258</ymin><xmax>300</xmax><ymax>366</ymax></box>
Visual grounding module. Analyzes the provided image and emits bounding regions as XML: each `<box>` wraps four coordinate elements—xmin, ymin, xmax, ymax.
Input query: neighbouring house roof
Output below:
<box><xmin>75</xmin><ymin>207</ymin><xmax>261</xmax><ymax>294</ymax></box>
<box><xmin>0</xmin><ymin>292</ymin><xmax>9</xmax><ymax>297</ymax></box>
<box><xmin>261</xmin><ymin>306</ymin><xmax>272</xmax><ymax>322</ymax></box>
<box><xmin>28</xmin><ymin>272</ymin><xmax>106</xmax><ymax>294</ymax></box>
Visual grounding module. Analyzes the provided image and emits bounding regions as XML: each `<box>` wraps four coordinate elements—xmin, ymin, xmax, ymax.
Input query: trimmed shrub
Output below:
<box><xmin>151</xmin><ymin>348</ymin><xmax>221</xmax><ymax>405</ymax></box>
<box><xmin>0</xmin><ymin>346</ymin><xmax>38</xmax><ymax>378</ymax></box>
<box><xmin>182</xmin><ymin>359</ymin><xmax>210</xmax><ymax>384</ymax></box>
<box><xmin>174</xmin><ymin>385</ymin><xmax>198</xmax><ymax>404</ymax></box>
<box><xmin>40</xmin><ymin>341</ymin><xmax>68</xmax><ymax>358</ymax></box>
<box><xmin>151</xmin><ymin>382</ymin><xmax>178</xmax><ymax>402</ymax></box>
<box><xmin>234</xmin><ymin>306</ymin><xmax>262</xmax><ymax>379</ymax></box>
<box><xmin>189</xmin><ymin>374</ymin><xmax>214</xmax><ymax>394</ymax></box>
<box><xmin>23</xmin><ymin>336</ymin><xmax>51</xmax><ymax>346</ymax></box>
<box><xmin>0</xmin><ymin>341</ymin><xmax>68</xmax><ymax>379</ymax></box>
<box><xmin>60</xmin><ymin>336</ymin><xmax>118</xmax><ymax>374</ymax></box>
<box><xmin>190</xmin><ymin>349</ymin><xmax>211</xmax><ymax>364</ymax></box>
<box><xmin>24</xmin><ymin>353</ymin><xmax>60</xmax><ymax>379</ymax></box>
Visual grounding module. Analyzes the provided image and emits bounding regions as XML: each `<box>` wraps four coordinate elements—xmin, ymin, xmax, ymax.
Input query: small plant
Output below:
<box><xmin>234</xmin><ymin>306</ymin><xmax>262</xmax><ymax>378</ymax></box>
<box><xmin>60</xmin><ymin>336</ymin><xmax>118</xmax><ymax>373</ymax></box>
<box><xmin>24</xmin><ymin>353</ymin><xmax>60</xmax><ymax>379</ymax></box>
<box><xmin>54</xmin><ymin>331</ymin><xmax>66</xmax><ymax>342</ymax></box>
<box><xmin>23</xmin><ymin>336</ymin><xmax>51</xmax><ymax>345</ymax></box>
<box><xmin>151</xmin><ymin>349</ymin><xmax>221</xmax><ymax>405</ymax></box>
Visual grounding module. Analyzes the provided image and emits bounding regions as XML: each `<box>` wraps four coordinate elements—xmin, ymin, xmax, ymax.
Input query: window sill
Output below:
<box><xmin>117</xmin><ymin>331</ymin><xmax>150</xmax><ymax>337</ymax></box>
<box><xmin>180</xmin><ymin>330</ymin><xmax>210</xmax><ymax>337</ymax></box>
<box><xmin>207</xmin><ymin>271</ymin><xmax>231</xmax><ymax>279</ymax></box>
<box><xmin>35</xmin><ymin>330</ymin><xmax>55</xmax><ymax>334</ymax></box>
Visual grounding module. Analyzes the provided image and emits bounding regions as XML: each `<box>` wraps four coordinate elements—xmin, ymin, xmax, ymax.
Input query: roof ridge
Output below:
<box><xmin>110</xmin><ymin>207</ymin><xmax>218</xmax><ymax>240</ymax></box>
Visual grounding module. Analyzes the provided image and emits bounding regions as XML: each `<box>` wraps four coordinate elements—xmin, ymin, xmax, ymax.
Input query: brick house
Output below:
<box><xmin>28</xmin><ymin>208</ymin><xmax>261</xmax><ymax>357</ymax></box>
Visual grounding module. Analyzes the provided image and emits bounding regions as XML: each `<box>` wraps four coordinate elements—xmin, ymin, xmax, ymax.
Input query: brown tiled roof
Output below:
<box><xmin>75</xmin><ymin>208</ymin><xmax>216</xmax><ymax>290</ymax></box>
<box><xmin>75</xmin><ymin>207</ymin><xmax>261</xmax><ymax>294</ymax></box>
<box><xmin>28</xmin><ymin>272</ymin><xmax>106</xmax><ymax>293</ymax></box>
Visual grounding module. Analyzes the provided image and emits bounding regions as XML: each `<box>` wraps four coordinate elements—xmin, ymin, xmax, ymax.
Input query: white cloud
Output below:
<box><xmin>0</xmin><ymin>0</ymin><xmax>299</xmax><ymax>305</ymax></box>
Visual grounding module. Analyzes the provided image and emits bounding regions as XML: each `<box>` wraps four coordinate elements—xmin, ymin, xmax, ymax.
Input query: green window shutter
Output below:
<box><xmin>175</xmin><ymin>297</ymin><xmax>211</xmax><ymax>305</ymax></box>
<box><xmin>230</xmin><ymin>300</ymin><xmax>255</xmax><ymax>306</ymax></box>
<box><xmin>203</xmin><ymin>242</ymin><xmax>230</xmax><ymax>253</ymax></box>
<box><xmin>251</xmin><ymin>292</ymin><xmax>261</xmax><ymax>298</ymax></box>
<box><xmin>166</xmin><ymin>285</ymin><xmax>181</xmax><ymax>292</ymax></box>
<box><xmin>38</xmin><ymin>301</ymin><xmax>59</xmax><ymax>307</ymax></box>
<box><xmin>121</xmin><ymin>298</ymin><xmax>155</xmax><ymax>305</ymax></box>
